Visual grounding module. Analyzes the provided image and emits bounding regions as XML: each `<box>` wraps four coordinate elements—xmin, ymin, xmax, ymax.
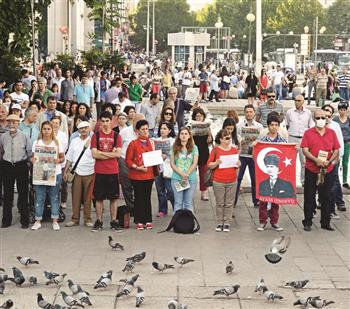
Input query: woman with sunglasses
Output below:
<box><xmin>191</xmin><ymin>108</ymin><xmax>212</xmax><ymax>201</ymax></box>
<box><xmin>259</xmin><ymin>68</ymin><xmax>269</xmax><ymax>103</ymax></box>
<box><xmin>170</xmin><ymin>127</ymin><xmax>198</xmax><ymax>213</ymax></box>
<box><xmin>153</xmin><ymin>122</ymin><xmax>175</xmax><ymax>217</ymax></box>
<box><xmin>207</xmin><ymin>129</ymin><xmax>240</xmax><ymax>232</ymax></box>
<box><xmin>154</xmin><ymin>107</ymin><xmax>178</xmax><ymax>138</ymax></box>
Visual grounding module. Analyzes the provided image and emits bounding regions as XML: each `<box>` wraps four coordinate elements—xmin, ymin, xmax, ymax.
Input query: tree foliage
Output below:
<box><xmin>81</xmin><ymin>48</ymin><xmax>125</xmax><ymax>69</ymax></box>
<box><xmin>129</xmin><ymin>0</ymin><xmax>197</xmax><ymax>52</ymax></box>
<box><xmin>325</xmin><ymin>0</ymin><xmax>350</xmax><ymax>35</ymax></box>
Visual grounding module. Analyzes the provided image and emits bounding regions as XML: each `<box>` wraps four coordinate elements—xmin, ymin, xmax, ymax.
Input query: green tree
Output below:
<box><xmin>81</xmin><ymin>48</ymin><xmax>125</xmax><ymax>69</ymax></box>
<box><xmin>325</xmin><ymin>0</ymin><xmax>350</xmax><ymax>45</ymax></box>
<box><xmin>129</xmin><ymin>0</ymin><xmax>197</xmax><ymax>53</ymax></box>
<box><xmin>84</xmin><ymin>0</ymin><xmax>121</xmax><ymax>51</ymax></box>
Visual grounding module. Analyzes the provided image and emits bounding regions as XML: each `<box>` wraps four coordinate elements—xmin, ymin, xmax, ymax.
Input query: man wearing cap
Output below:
<box><xmin>285</xmin><ymin>95</ymin><xmax>314</xmax><ymax>185</ymax></box>
<box><xmin>256</xmin><ymin>88</ymin><xmax>284</xmax><ymax>128</ymax></box>
<box><xmin>0</xmin><ymin>114</ymin><xmax>32</xmax><ymax>228</ymax></box>
<box><xmin>333</xmin><ymin>101</ymin><xmax>350</xmax><ymax>191</ymax></box>
<box><xmin>64</xmin><ymin>121</ymin><xmax>95</xmax><ymax>227</ymax></box>
<box><xmin>259</xmin><ymin>154</ymin><xmax>295</xmax><ymax>198</ymax></box>
<box><xmin>301</xmin><ymin>109</ymin><xmax>340</xmax><ymax>232</ymax></box>
<box><xmin>0</xmin><ymin>104</ymin><xmax>8</xmax><ymax>207</ymax></box>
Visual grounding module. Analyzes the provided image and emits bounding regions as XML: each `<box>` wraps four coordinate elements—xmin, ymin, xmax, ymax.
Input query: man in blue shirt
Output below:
<box><xmin>73</xmin><ymin>74</ymin><xmax>94</xmax><ymax>107</ymax></box>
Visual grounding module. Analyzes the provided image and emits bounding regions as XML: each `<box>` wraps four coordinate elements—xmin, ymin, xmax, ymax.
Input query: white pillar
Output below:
<box><xmin>255</xmin><ymin>0</ymin><xmax>262</xmax><ymax>75</ymax></box>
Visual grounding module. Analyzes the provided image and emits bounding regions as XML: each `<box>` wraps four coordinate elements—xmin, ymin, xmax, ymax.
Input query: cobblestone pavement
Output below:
<box><xmin>0</xmin><ymin>186</ymin><xmax>349</xmax><ymax>308</ymax></box>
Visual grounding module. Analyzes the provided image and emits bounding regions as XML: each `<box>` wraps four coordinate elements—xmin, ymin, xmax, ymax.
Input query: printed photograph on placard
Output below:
<box><xmin>191</xmin><ymin>121</ymin><xmax>210</xmax><ymax>136</ymax></box>
<box><xmin>32</xmin><ymin>145</ymin><xmax>57</xmax><ymax>186</ymax></box>
<box><xmin>240</xmin><ymin>127</ymin><xmax>261</xmax><ymax>156</ymax></box>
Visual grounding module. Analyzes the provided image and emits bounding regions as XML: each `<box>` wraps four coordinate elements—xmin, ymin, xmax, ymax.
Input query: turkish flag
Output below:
<box><xmin>253</xmin><ymin>142</ymin><xmax>297</xmax><ymax>205</ymax></box>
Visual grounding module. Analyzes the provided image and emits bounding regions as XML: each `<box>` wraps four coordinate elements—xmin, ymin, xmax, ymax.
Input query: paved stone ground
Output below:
<box><xmin>0</xmin><ymin>186</ymin><xmax>349</xmax><ymax>308</ymax></box>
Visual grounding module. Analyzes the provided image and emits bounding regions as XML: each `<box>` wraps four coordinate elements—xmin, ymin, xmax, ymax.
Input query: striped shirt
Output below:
<box><xmin>256</xmin><ymin>102</ymin><xmax>284</xmax><ymax>128</ymax></box>
<box><xmin>337</xmin><ymin>73</ymin><xmax>350</xmax><ymax>88</ymax></box>
<box><xmin>258</xmin><ymin>133</ymin><xmax>287</xmax><ymax>143</ymax></box>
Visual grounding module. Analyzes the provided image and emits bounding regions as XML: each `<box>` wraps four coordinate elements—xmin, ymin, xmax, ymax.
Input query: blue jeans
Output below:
<box><xmin>155</xmin><ymin>175</ymin><xmax>174</xmax><ymax>214</ymax></box>
<box><xmin>339</xmin><ymin>87</ymin><xmax>349</xmax><ymax>101</ymax></box>
<box><xmin>275</xmin><ymin>84</ymin><xmax>282</xmax><ymax>101</ymax></box>
<box><xmin>235</xmin><ymin>156</ymin><xmax>258</xmax><ymax>206</ymax></box>
<box><xmin>34</xmin><ymin>174</ymin><xmax>62</xmax><ymax>220</ymax></box>
<box><xmin>171</xmin><ymin>178</ymin><xmax>197</xmax><ymax>213</ymax></box>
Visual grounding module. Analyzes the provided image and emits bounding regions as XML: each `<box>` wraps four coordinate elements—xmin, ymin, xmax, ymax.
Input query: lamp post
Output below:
<box><xmin>152</xmin><ymin>0</ymin><xmax>155</xmax><ymax>55</ymax></box>
<box><xmin>30</xmin><ymin>0</ymin><xmax>36</xmax><ymax>78</ymax></box>
<box><xmin>215</xmin><ymin>15</ymin><xmax>223</xmax><ymax>69</ymax></box>
<box><xmin>246</xmin><ymin>11</ymin><xmax>255</xmax><ymax>67</ymax></box>
<box><xmin>146</xmin><ymin>0</ymin><xmax>150</xmax><ymax>57</ymax></box>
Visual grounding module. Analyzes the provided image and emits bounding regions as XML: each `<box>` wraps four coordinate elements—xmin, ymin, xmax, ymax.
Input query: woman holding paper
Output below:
<box><xmin>207</xmin><ymin>129</ymin><xmax>240</xmax><ymax>232</ymax></box>
<box><xmin>191</xmin><ymin>108</ymin><xmax>212</xmax><ymax>201</ymax></box>
<box><xmin>170</xmin><ymin>127</ymin><xmax>199</xmax><ymax>213</ymax></box>
<box><xmin>125</xmin><ymin>119</ymin><xmax>157</xmax><ymax>230</ymax></box>
<box><xmin>31</xmin><ymin>121</ymin><xmax>65</xmax><ymax>231</ymax></box>
<box><xmin>153</xmin><ymin>122</ymin><xmax>175</xmax><ymax>217</ymax></box>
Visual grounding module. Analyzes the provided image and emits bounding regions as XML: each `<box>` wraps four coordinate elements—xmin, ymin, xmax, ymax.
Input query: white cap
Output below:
<box><xmin>11</xmin><ymin>103</ymin><xmax>21</xmax><ymax>110</ymax></box>
<box><xmin>77</xmin><ymin>121</ymin><xmax>90</xmax><ymax>129</ymax></box>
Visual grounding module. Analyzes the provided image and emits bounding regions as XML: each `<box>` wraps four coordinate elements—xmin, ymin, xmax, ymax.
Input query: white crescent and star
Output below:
<box><xmin>256</xmin><ymin>147</ymin><xmax>292</xmax><ymax>173</ymax></box>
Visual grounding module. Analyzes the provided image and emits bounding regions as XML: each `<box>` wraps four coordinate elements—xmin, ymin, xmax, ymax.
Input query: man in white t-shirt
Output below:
<box><xmin>50</xmin><ymin>69</ymin><xmax>65</xmax><ymax>92</ymax></box>
<box><xmin>112</xmin><ymin>92</ymin><xmax>134</xmax><ymax>113</ymax></box>
<box><xmin>181</xmin><ymin>67</ymin><xmax>192</xmax><ymax>99</ymax></box>
<box><xmin>10</xmin><ymin>81</ymin><xmax>29</xmax><ymax>104</ymax></box>
<box><xmin>21</xmin><ymin>69</ymin><xmax>36</xmax><ymax>90</ymax></box>
<box><xmin>271</xmin><ymin>65</ymin><xmax>285</xmax><ymax>101</ymax></box>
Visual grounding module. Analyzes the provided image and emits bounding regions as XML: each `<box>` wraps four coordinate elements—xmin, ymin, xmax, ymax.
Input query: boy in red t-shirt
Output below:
<box><xmin>91</xmin><ymin>111</ymin><xmax>122</xmax><ymax>232</ymax></box>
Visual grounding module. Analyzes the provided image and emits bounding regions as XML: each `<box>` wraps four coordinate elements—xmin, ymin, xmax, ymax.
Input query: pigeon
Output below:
<box><xmin>60</xmin><ymin>291</ymin><xmax>84</xmax><ymax>308</ymax></box>
<box><xmin>152</xmin><ymin>262</ymin><xmax>175</xmax><ymax>272</ymax></box>
<box><xmin>0</xmin><ymin>275</ymin><xmax>5</xmax><ymax>294</ymax></box>
<box><xmin>265</xmin><ymin>236</ymin><xmax>291</xmax><ymax>264</ymax></box>
<box><xmin>68</xmin><ymin>279</ymin><xmax>80</xmax><ymax>294</ymax></box>
<box><xmin>16</xmin><ymin>256</ymin><xmax>39</xmax><ymax>266</ymax></box>
<box><xmin>44</xmin><ymin>271</ymin><xmax>67</xmax><ymax>285</ymax></box>
<box><xmin>94</xmin><ymin>271</ymin><xmax>112</xmax><ymax>289</ymax></box>
<box><xmin>213</xmin><ymin>284</ymin><xmax>240</xmax><ymax>297</ymax></box>
<box><xmin>28</xmin><ymin>276</ymin><xmax>38</xmax><ymax>285</ymax></box>
<box><xmin>294</xmin><ymin>296</ymin><xmax>320</xmax><ymax>307</ymax></box>
<box><xmin>135</xmin><ymin>286</ymin><xmax>145</xmax><ymax>307</ymax></box>
<box><xmin>168</xmin><ymin>299</ymin><xmax>188</xmax><ymax>309</ymax></box>
<box><xmin>262</xmin><ymin>286</ymin><xmax>283</xmax><ymax>301</ymax></box>
<box><xmin>119</xmin><ymin>274</ymin><xmax>140</xmax><ymax>286</ymax></box>
<box><xmin>76</xmin><ymin>288</ymin><xmax>92</xmax><ymax>306</ymax></box>
<box><xmin>122</xmin><ymin>260</ymin><xmax>135</xmax><ymax>273</ymax></box>
<box><xmin>37</xmin><ymin>293</ymin><xmax>54</xmax><ymax>309</ymax></box>
<box><xmin>254</xmin><ymin>278</ymin><xmax>266</xmax><ymax>294</ymax></box>
<box><xmin>285</xmin><ymin>280</ymin><xmax>309</xmax><ymax>289</ymax></box>
<box><xmin>126</xmin><ymin>252</ymin><xmax>146</xmax><ymax>263</ymax></box>
<box><xmin>226</xmin><ymin>261</ymin><xmax>234</xmax><ymax>274</ymax></box>
<box><xmin>174</xmin><ymin>257</ymin><xmax>195</xmax><ymax>267</ymax></box>
<box><xmin>116</xmin><ymin>283</ymin><xmax>134</xmax><ymax>297</ymax></box>
<box><xmin>309</xmin><ymin>298</ymin><xmax>335</xmax><ymax>308</ymax></box>
<box><xmin>0</xmin><ymin>299</ymin><xmax>13</xmax><ymax>309</ymax></box>
<box><xmin>108</xmin><ymin>236</ymin><xmax>124</xmax><ymax>250</ymax></box>
<box><xmin>7</xmin><ymin>267</ymin><xmax>25</xmax><ymax>286</ymax></box>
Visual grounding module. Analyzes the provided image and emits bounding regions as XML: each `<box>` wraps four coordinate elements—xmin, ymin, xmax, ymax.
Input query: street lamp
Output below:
<box><xmin>215</xmin><ymin>15</ymin><xmax>223</xmax><ymax>68</ymax></box>
<box><xmin>319</xmin><ymin>26</ymin><xmax>326</xmax><ymax>34</ymax></box>
<box><xmin>246</xmin><ymin>12</ymin><xmax>255</xmax><ymax>67</ymax></box>
<box><xmin>304</xmin><ymin>26</ymin><xmax>309</xmax><ymax>34</ymax></box>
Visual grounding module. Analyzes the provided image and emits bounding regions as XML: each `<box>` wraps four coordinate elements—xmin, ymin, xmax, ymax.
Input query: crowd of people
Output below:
<box><xmin>0</xmin><ymin>61</ymin><xmax>349</xmax><ymax>234</ymax></box>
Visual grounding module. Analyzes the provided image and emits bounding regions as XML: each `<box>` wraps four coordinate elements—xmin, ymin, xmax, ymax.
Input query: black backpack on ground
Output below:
<box><xmin>159</xmin><ymin>209</ymin><xmax>200</xmax><ymax>234</ymax></box>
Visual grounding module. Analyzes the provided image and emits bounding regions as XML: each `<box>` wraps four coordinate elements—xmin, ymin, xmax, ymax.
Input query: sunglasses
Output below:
<box><xmin>268</xmin><ymin>95</ymin><xmax>276</xmax><ymax>98</ymax></box>
<box><xmin>164</xmin><ymin>112</ymin><xmax>173</xmax><ymax>116</ymax></box>
<box><xmin>315</xmin><ymin>117</ymin><xmax>326</xmax><ymax>120</ymax></box>
<box><xmin>223</xmin><ymin>136</ymin><xmax>231</xmax><ymax>140</ymax></box>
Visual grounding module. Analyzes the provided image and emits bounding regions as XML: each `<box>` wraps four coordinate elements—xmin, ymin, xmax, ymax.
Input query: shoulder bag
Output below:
<box><xmin>204</xmin><ymin>147</ymin><xmax>218</xmax><ymax>187</ymax></box>
<box><xmin>66</xmin><ymin>138</ymin><xmax>90</xmax><ymax>183</ymax></box>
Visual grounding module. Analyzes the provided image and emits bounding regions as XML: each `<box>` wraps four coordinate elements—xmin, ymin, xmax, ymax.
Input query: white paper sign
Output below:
<box><xmin>142</xmin><ymin>149</ymin><xmax>163</xmax><ymax>167</ymax></box>
<box><xmin>219</xmin><ymin>154</ymin><xmax>239</xmax><ymax>169</ymax></box>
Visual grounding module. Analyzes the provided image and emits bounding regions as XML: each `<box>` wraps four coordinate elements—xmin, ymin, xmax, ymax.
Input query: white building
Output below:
<box><xmin>47</xmin><ymin>0</ymin><xmax>94</xmax><ymax>58</ymax></box>
<box><xmin>168</xmin><ymin>32</ymin><xmax>210</xmax><ymax>68</ymax></box>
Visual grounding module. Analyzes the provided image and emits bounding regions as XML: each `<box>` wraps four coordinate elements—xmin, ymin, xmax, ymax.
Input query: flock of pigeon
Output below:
<box><xmin>0</xmin><ymin>235</ymin><xmax>336</xmax><ymax>308</ymax></box>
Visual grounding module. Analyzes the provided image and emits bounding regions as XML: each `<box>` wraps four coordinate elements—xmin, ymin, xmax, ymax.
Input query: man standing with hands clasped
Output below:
<box><xmin>91</xmin><ymin>111</ymin><xmax>123</xmax><ymax>232</ymax></box>
<box><xmin>301</xmin><ymin>109</ymin><xmax>340</xmax><ymax>232</ymax></box>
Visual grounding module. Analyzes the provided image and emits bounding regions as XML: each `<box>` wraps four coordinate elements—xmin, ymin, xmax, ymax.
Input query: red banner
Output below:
<box><xmin>253</xmin><ymin>142</ymin><xmax>297</xmax><ymax>205</ymax></box>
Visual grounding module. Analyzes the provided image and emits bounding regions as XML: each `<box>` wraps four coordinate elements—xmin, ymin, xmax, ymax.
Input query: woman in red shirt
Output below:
<box><xmin>259</xmin><ymin>68</ymin><xmax>269</xmax><ymax>104</ymax></box>
<box><xmin>207</xmin><ymin>129</ymin><xmax>240</xmax><ymax>232</ymax></box>
<box><xmin>125</xmin><ymin>119</ymin><xmax>156</xmax><ymax>230</ymax></box>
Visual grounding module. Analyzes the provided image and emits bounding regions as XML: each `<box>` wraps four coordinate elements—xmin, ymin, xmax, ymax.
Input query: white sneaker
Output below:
<box><xmin>31</xmin><ymin>221</ymin><xmax>41</xmax><ymax>230</ymax></box>
<box><xmin>257</xmin><ymin>224</ymin><xmax>266</xmax><ymax>231</ymax></box>
<box><xmin>52</xmin><ymin>222</ymin><xmax>60</xmax><ymax>231</ymax></box>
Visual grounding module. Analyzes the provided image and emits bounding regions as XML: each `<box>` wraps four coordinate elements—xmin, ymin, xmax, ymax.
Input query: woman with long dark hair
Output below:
<box><xmin>259</xmin><ymin>68</ymin><xmax>269</xmax><ymax>103</ymax></box>
<box><xmin>245</xmin><ymin>69</ymin><xmax>258</xmax><ymax>104</ymax></box>
<box><xmin>170</xmin><ymin>127</ymin><xmax>198</xmax><ymax>213</ymax></box>
<box><xmin>222</xmin><ymin>117</ymin><xmax>240</xmax><ymax>149</ymax></box>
